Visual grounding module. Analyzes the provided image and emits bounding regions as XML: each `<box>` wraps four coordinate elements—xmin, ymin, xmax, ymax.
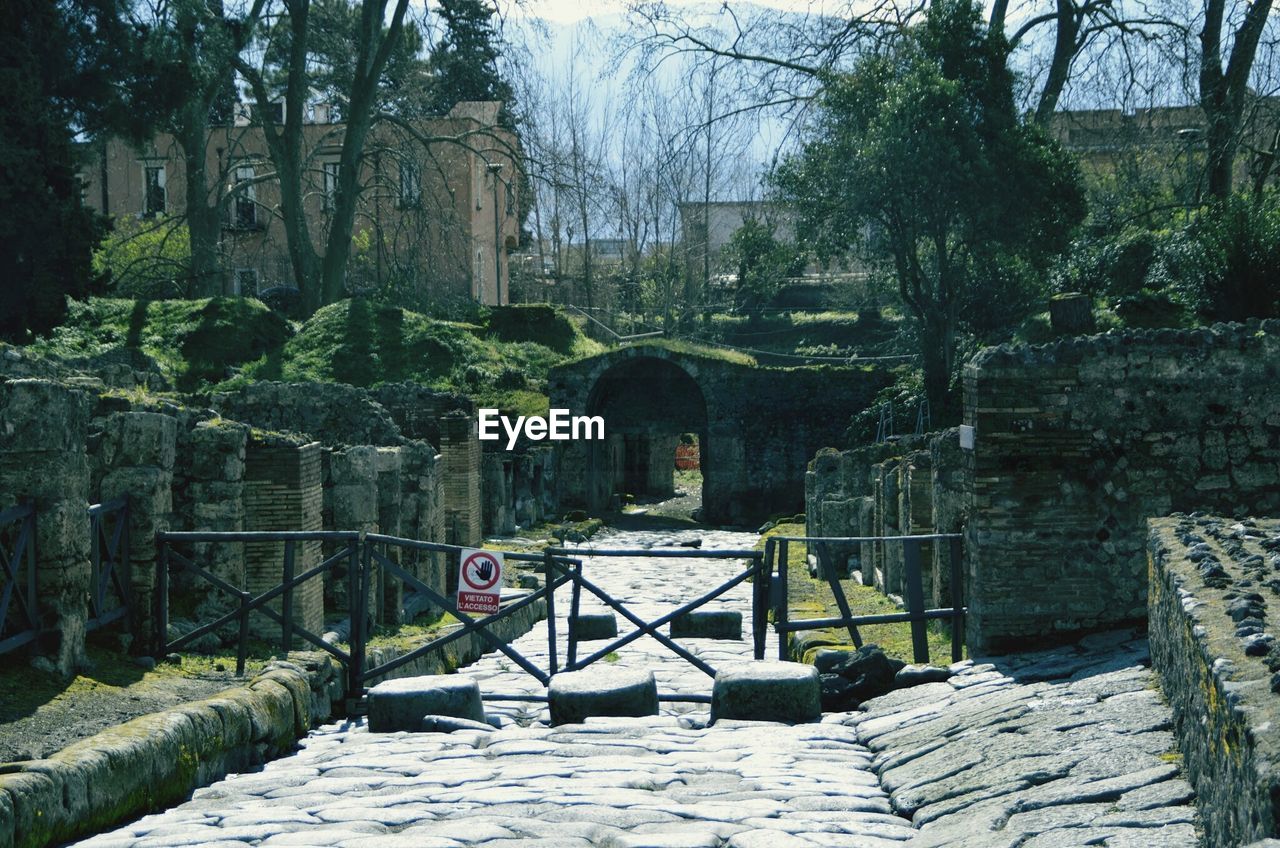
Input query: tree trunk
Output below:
<box><xmin>179</xmin><ymin>112</ymin><xmax>223</xmax><ymax>298</ymax></box>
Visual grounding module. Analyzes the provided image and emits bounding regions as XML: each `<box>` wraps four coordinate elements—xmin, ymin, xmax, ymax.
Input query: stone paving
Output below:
<box><xmin>74</xmin><ymin>527</ymin><xmax>1202</xmax><ymax>847</ymax></box>
<box><xmin>849</xmin><ymin>630</ymin><xmax>1203</xmax><ymax>847</ymax></box>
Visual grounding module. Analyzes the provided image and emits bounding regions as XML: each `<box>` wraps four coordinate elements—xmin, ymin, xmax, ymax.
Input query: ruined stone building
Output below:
<box><xmin>81</xmin><ymin>101</ymin><xmax>521</xmax><ymax>308</ymax></box>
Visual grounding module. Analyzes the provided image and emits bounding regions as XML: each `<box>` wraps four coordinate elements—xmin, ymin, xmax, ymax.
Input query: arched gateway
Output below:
<box><xmin>548</xmin><ymin>344</ymin><xmax>891</xmax><ymax>525</ymax></box>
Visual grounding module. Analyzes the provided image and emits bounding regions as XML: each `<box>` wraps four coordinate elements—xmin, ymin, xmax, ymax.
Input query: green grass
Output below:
<box><xmin>704</xmin><ymin>310</ymin><xmax>905</xmax><ymax>359</ymax></box>
<box><xmin>232</xmin><ymin>298</ymin><xmax>604</xmax><ymax>414</ymax></box>
<box><xmin>758</xmin><ymin>522</ymin><xmax>956</xmax><ymax>664</ymax></box>
<box><xmin>621</xmin><ymin>337</ymin><xmax>757</xmax><ymax>366</ymax></box>
<box><xmin>32</xmin><ymin>297</ymin><xmax>293</xmax><ymax>391</ymax></box>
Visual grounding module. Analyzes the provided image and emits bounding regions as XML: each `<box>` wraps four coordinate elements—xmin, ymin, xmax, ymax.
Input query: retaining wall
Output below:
<box><xmin>1148</xmin><ymin>515</ymin><xmax>1280</xmax><ymax>846</ymax></box>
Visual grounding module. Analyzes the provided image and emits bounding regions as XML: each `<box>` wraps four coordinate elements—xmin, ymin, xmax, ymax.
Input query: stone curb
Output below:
<box><xmin>0</xmin><ymin>661</ymin><xmax>326</xmax><ymax>848</ymax></box>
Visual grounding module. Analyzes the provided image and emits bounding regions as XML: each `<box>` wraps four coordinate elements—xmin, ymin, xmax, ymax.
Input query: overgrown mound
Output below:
<box><xmin>239</xmin><ymin>298</ymin><xmax>603</xmax><ymax>415</ymax></box>
<box><xmin>34</xmin><ymin>297</ymin><xmax>293</xmax><ymax>390</ymax></box>
<box><xmin>485</xmin><ymin>304</ymin><xmax>579</xmax><ymax>354</ymax></box>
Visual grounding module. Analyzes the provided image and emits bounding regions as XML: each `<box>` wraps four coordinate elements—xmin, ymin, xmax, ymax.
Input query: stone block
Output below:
<box><xmin>101</xmin><ymin>411</ymin><xmax>177</xmax><ymax>468</ymax></box>
<box><xmin>710</xmin><ymin>661</ymin><xmax>821</xmax><ymax>724</ymax></box>
<box><xmin>367</xmin><ymin>675</ymin><xmax>484</xmax><ymax>732</ymax></box>
<box><xmin>670</xmin><ymin>610</ymin><xmax>742</xmax><ymax>640</ymax></box>
<box><xmin>548</xmin><ymin>668</ymin><xmax>659</xmax><ymax>726</ymax></box>
<box><xmin>571</xmin><ymin>612</ymin><xmax>619</xmax><ymax>641</ymax></box>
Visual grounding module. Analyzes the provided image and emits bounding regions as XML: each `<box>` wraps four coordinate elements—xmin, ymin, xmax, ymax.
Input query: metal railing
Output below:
<box><xmin>764</xmin><ymin>533</ymin><xmax>966</xmax><ymax>664</ymax></box>
<box><xmin>154</xmin><ymin>532</ymin><xmax>771</xmax><ymax>701</ymax></box>
<box><xmin>154</xmin><ymin>530</ymin><xmax>583</xmax><ymax>697</ymax></box>
<box><xmin>0</xmin><ymin>503</ymin><xmax>38</xmax><ymax>655</ymax></box>
<box><xmin>86</xmin><ymin>496</ymin><xmax>130</xmax><ymax>633</ymax></box>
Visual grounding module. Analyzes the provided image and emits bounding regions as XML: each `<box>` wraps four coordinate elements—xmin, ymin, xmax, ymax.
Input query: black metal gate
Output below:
<box><xmin>154</xmin><ymin>531</ymin><xmax>770</xmax><ymax>701</ymax></box>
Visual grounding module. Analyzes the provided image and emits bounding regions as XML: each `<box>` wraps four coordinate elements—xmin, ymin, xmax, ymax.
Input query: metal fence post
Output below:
<box><xmin>281</xmin><ymin>540</ymin><xmax>295</xmax><ymax>655</ymax></box>
<box><xmin>236</xmin><ymin>591</ymin><xmax>250</xmax><ymax>677</ymax></box>
<box><xmin>776</xmin><ymin>538</ymin><xmax>789</xmax><ymax>660</ymax></box>
<box><xmin>122</xmin><ymin>498</ymin><xmax>132</xmax><ymax>640</ymax></box>
<box><xmin>567</xmin><ymin>561</ymin><xmax>582</xmax><ymax>669</ymax></box>
<box><xmin>903</xmin><ymin>538</ymin><xmax>929</xmax><ymax>664</ymax></box>
<box><xmin>950</xmin><ymin>536</ymin><xmax>964</xmax><ymax>662</ymax></box>
<box><xmin>754</xmin><ymin>541</ymin><xmax>773</xmax><ymax>661</ymax></box>
<box><xmin>347</xmin><ymin>540</ymin><xmax>363</xmax><ymax>697</ymax></box>
<box><xmin>155</xmin><ymin>536</ymin><xmax>169</xmax><ymax>656</ymax></box>
<box><xmin>544</xmin><ymin>549</ymin><xmax>558</xmax><ymax>677</ymax></box>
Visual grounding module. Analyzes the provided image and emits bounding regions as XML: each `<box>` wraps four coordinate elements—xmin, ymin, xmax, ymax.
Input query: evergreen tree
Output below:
<box><xmin>427</xmin><ymin>0</ymin><xmax>513</xmax><ymax>116</ymax></box>
<box><xmin>0</xmin><ymin>0</ymin><xmax>105</xmax><ymax>341</ymax></box>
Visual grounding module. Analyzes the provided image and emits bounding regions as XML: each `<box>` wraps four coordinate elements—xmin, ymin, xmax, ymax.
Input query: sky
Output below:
<box><xmin>513</xmin><ymin>0</ymin><xmax>842</xmax><ymax>24</ymax></box>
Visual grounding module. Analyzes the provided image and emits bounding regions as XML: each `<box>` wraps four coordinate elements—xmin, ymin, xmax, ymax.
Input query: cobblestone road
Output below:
<box><xmin>74</xmin><ymin>526</ymin><xmax>1201</xmax><ymax>847</ymax></box>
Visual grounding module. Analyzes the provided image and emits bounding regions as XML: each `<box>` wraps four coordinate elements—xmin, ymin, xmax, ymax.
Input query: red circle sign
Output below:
<box><xmin>461</xmin><ymin>551</ymin><xmax>501</xmax><ymax>591</ymax></box>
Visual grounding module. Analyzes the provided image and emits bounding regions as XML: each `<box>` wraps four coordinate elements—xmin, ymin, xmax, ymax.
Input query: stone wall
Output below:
<box><xmin>804</xmin><ymin>435</ymin><xmax>946</xmax><ymax>601</ymax></box>
<box><xmin>964</xmin><ymin>320</ymin><xmax>1280</xmax><ymax>650</ymax></box>
<box><xmin>0</xmin><ymin>381</ymin><xmax>92</xmax><ymax>674</ymax></box>
<box><xmin>211</xmin><ymin>382</ymin><xmax>403</xmax><ymax>447</ymax></box>
<box><xmin>1148</xmin><ymin>515</ymin><xmax>1280</xmax><ymax>846</ymax></box>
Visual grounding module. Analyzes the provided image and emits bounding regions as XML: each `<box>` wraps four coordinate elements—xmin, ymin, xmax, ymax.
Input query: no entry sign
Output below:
<box><xmin>457</xmin><ymin>548</ymin><xmax>503</xmax><ymax>615</ymax></box>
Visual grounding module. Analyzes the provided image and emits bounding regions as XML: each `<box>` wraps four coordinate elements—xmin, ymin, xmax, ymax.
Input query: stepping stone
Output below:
<box><xmin>711</xmin><ymin>661</ymin><xmax>821</xmax><ymax>724</ymax></box>
<box><xmin>548</xmin><ymin>668</ymin><xmax>659</xmax><ymax>726</ymax></box>
<box><xmin>367</xmin><ymin>675</ymin><xmax>484</xmax><ymax>732</ymax></box>
<box><xmin>571</xmin><ymin>612</ymin><xmax>618</xmax><ymax>641</ymax></box>
<box><xmin>670</xmin><ymin>610</ymin><xmax>742</xmax><ymax>640</ymax></box>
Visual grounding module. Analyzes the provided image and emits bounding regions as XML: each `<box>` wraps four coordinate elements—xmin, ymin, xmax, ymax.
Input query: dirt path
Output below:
<box><xmin>0</xmin><ymin>646</ymin><xmax>251</xmax><ymax>763</ymax></box>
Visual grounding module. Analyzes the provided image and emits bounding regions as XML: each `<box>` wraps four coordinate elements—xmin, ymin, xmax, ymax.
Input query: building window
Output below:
<box><xmin>233</xmin><ymin>268</ymin><xmax>258</xmax><ymax>295</ymax></box>
<box><xmin>143</xmin><ymin>165</ymin><xmax>166</xmax><ymax>217</ymax></box>
<box><xmin>399</xmin><ymin>159</ymin><xmax>421</xmax><ymax>208</ymax></box>
<box><xmin>323</xmin><ymin>161</ymin><xmax>340</xmax><ymax>212</ymax></box>
<box><xmin>233</xmin><ymin>164</ymin><xmax>257</xmax><ymax>229</ymax></box>
<box><xmin>474</xmin><ymin>166</ymin><xmax>483</xmax><ymax>210</ymax></box>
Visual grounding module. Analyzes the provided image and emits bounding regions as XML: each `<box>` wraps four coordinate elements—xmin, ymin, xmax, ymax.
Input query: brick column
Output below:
<box><xmin>440</xmin><ymin>412</ymin><xmax>481</xmax><ymax>549</ymax></box>
<box><xmin>243</xmin><ymin>435</ymin><xmax>323</xmax><ymax>640</ymax></box>
<box><xmin>0</xmin><ymin>380</ymin><xmax>91</xmax><ymax>675</ymax></box>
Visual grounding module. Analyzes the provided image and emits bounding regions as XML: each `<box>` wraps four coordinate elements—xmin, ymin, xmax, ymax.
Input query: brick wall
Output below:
<box><xmin>244</xmin><ymin>436</ymin><xmax>323</xmax><ymax>639</ymax></box>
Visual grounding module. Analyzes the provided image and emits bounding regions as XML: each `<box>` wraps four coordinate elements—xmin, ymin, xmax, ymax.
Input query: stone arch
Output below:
<box><xmin>581</xmin><ymin>354</ymin><xmax>710</xmax><ymax>515</ymax></box>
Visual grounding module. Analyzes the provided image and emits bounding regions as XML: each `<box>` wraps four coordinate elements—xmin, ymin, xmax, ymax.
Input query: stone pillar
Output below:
<box><xmin>329</xmin><ymin>446</ymin><xmax>378</xmax><ymax>618</ymax></box>
<box><xmin>243</xmin><ymin>435</ymin><xmax>323</xmax><ymax>640</ymax></box>
<box><xmin>930</xmin><ymin>428</ymin><xmax>968</xmax><ymax>609</ymax></box>
<box><xmin>440</xmin><ymin>412</ymin><xmax>481</xmax><ymax>548</ymax></box>
<box><xmin>401</xmin><ymin>441</ymin><xmax>446</xmax><ymax>608</ymax></box>
<box><xmin>875</xmin><ymin>458</ymin><xmax>902</xmax><ymax>596</ymax></box>
<box><xmin>185</xmin><ymin>420</ymin><xmax>248</xmax><ymax>625</ymax></box>
<box><xmin>900</xmin><ymin>451</ymin><xmax>934</xmax><ymax>608</ymax></box>
<box><xmin>481</xmin><ymin>452</ymin><xmax>514</xmax><ymax>536</ymax></box>
<box><xmin>0</xmin><ymin>380</ymin><xmax>91</xmax><ymax>675</ymax></box>
<box><xmin>97</xmin><ymin>411</ymin><xmax>177</xmax><ymax>653</ymax></box>
<box><xmin>375</xmin><ymin>446</ymin><xmax>404</xmax><ymax>622</ymax></box>
<box><xmin>645</xmin><ymin>434</ymin><xmax>678</xmax><ymax>497</ymax></box>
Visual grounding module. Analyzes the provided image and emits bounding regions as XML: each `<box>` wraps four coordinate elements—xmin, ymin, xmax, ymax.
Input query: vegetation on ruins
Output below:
<box><xmin>33</xmin><ymin>297</ymin><xmax>602</xmax><ymax>413</ymax></box>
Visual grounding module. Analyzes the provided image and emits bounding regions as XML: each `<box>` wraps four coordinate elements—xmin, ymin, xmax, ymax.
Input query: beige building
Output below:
<box><xmin>1047</xmin><ymin>98</ymin><xmax>1280</xmax><ymax>196</ymax></box>
<box><xmin>82</xmin><ymin>101</ymin><xmax>521</xmax><ymax>307</ymax></box>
